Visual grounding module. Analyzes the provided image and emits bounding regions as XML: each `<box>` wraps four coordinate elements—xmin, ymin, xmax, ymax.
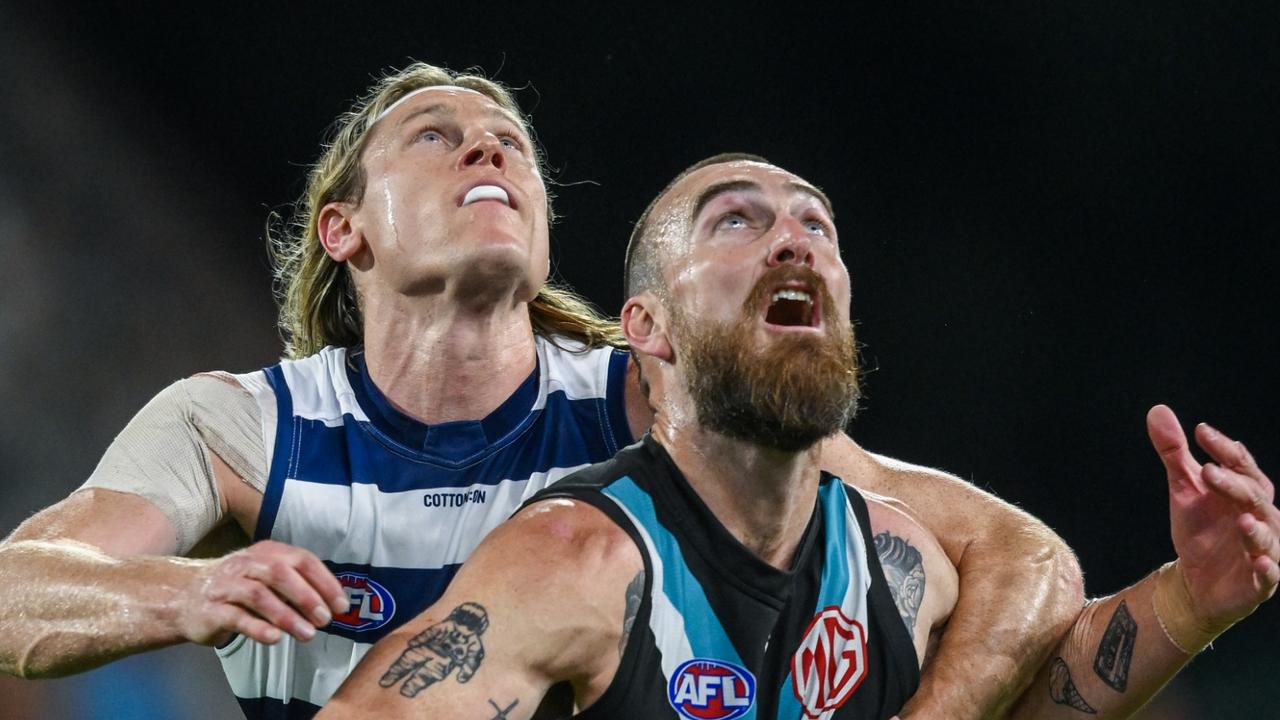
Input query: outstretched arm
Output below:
<box><xmin>0</xmin><ymin>378</ymin><xmax>347</xmax><ymax>678</ymax></box>
<box><xmin>820</xmin><ymin>435</ymin><xmax>1085</xmax><ymax>719</ymax></box>
<box><xmin>1009</xmin><ymin>405</ymin><xmax>1278</xmax><ymax>718</ymax></box>
<box><xmin>0</xmin><ymin>486</ymin><xmax>347</xmax><ymax>678</ymax></box>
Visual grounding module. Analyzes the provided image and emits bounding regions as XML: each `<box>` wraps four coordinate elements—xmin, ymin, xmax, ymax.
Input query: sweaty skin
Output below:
<box><xmin>1</xmin><ymin>91</ymin><xmax>1083</xmax><ymax>720</ymax></box>
<box><xmin>315</xmin><ymin>482</ymin><xmax>960</xmax><ymax>720</ymax></box>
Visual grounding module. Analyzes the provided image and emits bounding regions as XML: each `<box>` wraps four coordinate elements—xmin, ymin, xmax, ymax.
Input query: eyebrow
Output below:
<box><xmin>787</xmin><ymin>181</ymin><xmax>835</xmax><ymax>219</ymax></box>
<box><xmin>690</xmin><ymin>179</ymin><xmax>836</xmax><ymax>221</ymax></box>
<box><xmin>395</xmin><ymin>102</ymin><xmax>454</xmax><ymax>128</ymax></box>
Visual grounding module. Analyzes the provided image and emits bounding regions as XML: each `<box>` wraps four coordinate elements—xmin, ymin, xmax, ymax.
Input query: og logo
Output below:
<box><xmin>667</xmin><ymin>658</ymin><xmax>756</xmax><ymax>720</ymax></box>
<box><xmin>791</xmin><ymin>606</ymin><xmax>867</xmax><ymax>718</ymax></box>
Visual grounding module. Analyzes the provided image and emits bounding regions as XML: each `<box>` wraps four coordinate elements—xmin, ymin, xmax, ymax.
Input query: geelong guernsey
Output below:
<box><xmin>217</xmin><ymin>336</ymin><xmax>632</xmax><ymax>719</ymax></box>
<box><xmin>534</xmin><ymin>436</ymin><xmax>919</xmax><ymax>720</ymax></box>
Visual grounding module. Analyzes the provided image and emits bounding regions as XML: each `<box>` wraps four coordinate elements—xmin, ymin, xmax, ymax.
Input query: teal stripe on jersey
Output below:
<box><xmin>603</xmin><ymin>476</ymin><xmax>757</xmax><ymax>720</ymax></box>
<box><xmin>775</xmin><ymin>480</ymin><xmax>853</xmax><ymax>720</ymax></box>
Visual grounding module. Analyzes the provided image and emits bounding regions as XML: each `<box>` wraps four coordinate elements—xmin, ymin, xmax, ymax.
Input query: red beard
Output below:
<box><xmin>672</xmin><ymin>266</ymin><xmax>860</xmax><ymax>452</ymax></box>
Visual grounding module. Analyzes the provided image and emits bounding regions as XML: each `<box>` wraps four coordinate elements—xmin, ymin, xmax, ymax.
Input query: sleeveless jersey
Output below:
<box><xmin>217</xmin><ymin>336</ymin><xmax>633</xmax><ymax>719</ymax></box>
<box><xmin>535</xmin><ymin>436</ymin><xmax>919</xmax><ymax>720</ymax></box>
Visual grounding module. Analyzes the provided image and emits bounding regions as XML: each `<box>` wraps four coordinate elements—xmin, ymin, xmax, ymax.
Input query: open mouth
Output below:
<box><xmin>764</xmin><ymin>286</ymin><xmax>820</xmax><ymax>328</ymax></box>
<box><xmin>459</xmin><ymin>183</ymin><xmax>517</xmax><ymax>210</ymax></box>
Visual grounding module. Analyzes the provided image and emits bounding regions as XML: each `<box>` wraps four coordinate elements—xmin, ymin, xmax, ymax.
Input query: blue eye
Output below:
<box><xmin>804</xmin><ymin>220</ymin><xmax>828</xmax><ymax>236</ymax></box>
<box><xmin>717</xmin><ymin>213</ymin><xmax>748</xmax><ymax>230</ymax></box>
<box><xmin>500</xmin><ymin>136</ymin><xmax>519</xmax><ymax>150</ymax></box>
<box><xmin>417</xmin><ymin>129</ymin><xmax>445</xmax><ymax>144</ymax></box>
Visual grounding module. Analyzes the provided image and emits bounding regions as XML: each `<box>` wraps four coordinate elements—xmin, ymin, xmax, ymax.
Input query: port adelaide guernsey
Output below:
<box><xmin>533</xmin><ymin>435</ymin><xmax>920</xmax><ymax>720</ymax></box>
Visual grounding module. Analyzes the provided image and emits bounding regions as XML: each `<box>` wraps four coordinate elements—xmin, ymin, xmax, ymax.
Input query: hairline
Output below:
<box><xmin>626</xmin><ymin>156</ymin><xmax>832</xmax><ymax>299</ymax></box>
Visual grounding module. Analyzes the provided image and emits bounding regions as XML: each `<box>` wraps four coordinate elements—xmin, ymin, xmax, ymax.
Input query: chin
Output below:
<box><xmin>452</xmin><ymin>248</ymin><xmax>537</xmax><ymax>303</ymax></box>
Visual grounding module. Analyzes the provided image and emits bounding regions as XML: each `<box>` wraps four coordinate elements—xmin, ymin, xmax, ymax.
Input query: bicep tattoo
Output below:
<box><xmin>619</xmin><ymin>570</ymin><xmax>644</xmax><ymax>657</ymax></box>
<box><xmin>1093</xmin><ymin>600</ymin><xmax>1137</xmax><ymax>692</ymax></box>
<box><xmin>379</xmin><ymin>602</ymin><xmax>490</xmax><ymax>698</ymax></box>
<box><xmin>1049</xmin><ymin>657</ymin><xmax>1098</xmax><ymax>714</ymax></box>
<box><xmin>873</xmin><ymin>531</ymin><xmax>926</xmax><ymax>635</ymax></box>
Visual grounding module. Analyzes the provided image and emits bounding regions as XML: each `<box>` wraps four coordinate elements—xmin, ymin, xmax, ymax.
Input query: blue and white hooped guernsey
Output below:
<box><xmin>216</xmin><ymin>336</ymin><xmax>633</xmax><ymax>719</ymax></box>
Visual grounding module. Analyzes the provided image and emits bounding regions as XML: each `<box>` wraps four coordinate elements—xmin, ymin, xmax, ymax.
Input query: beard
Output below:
<box><xmin>671</xmin><ymin>267</ymin><xmax>860</xmax><ymax>453</ymax></box>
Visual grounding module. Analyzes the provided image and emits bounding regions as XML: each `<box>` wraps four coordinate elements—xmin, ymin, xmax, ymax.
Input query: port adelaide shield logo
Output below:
<box><xmin>791</xmin><ymin>606</ymin><xmax>867</xmax><ymax>718</ymax></box>
<box><xmin>667</xmin><ymin>658</ymin><xmax>756</xmax><ymax>720</ymax></box>
<box><xmin>331</xmin><ymin>572</ymin><xmax>397</xmax><ymax>632</ymax></box>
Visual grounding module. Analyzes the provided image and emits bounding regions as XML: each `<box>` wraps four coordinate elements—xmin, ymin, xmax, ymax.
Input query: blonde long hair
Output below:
<box><xmin>269</xmin><ymin>62</ymin><xmax>624</xmax><ymax>358</ymax></box>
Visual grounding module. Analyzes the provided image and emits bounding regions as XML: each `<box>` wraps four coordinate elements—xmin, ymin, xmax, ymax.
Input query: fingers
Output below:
<box><xmin>198</xmin><ymin>541</ymin><xmax>348</xmax><ymax>644</ymax></box>
<box><xmin>1147</xmin><ymin>404</ymin><xmax>1201</xmax><ymax>491</ymax></box>
<box><xmin>242</xmin><ymin>552</ymin><xmax>338</xmax><ymax>628</ymax></box>
<box><xmin>295</xmin><ymin>552</ymin><xmax>350</xmax><ymax>616</ymax></box>
<box><xmin>247</xmin><ymin>540</ymin><xmax>350</xmax><ymax>625</ymax></box>
<box><xmin>1204</xmin><ymin>463</ymin><xmax>1277</xmax><ymax>517</ymax></box>
<box><xmin>222</xmin><ymin>605</ymin><xmax>284</xmax><ymax>646</ymax></box>
<box><xmin>215</xmin><ymin>575</ymin><xmax>317</xmax><ymax>641</ymax></box>
<box><xmin>1239</xmin><ymin>513</ymin><xmax>1277</xmax><ymax>558</ymax></box>
<box><xmin>1250</xmin><ymin>554</ymin><xmax>1280</xmax><ymax>594</ymax></box>
<box><xmin>1197</xmin><ymin>422</ymin><xmax>1271</xmax><ymax>487</ymax></box>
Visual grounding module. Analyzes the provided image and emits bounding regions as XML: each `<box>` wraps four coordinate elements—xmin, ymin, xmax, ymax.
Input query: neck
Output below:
<box><xmin>652</xmin><ymin>417</ymin><xmax>821</xmax><ymax>571</ymax></box>
<box><xmin>359</xmin><ymin>292</ymin><xmax>538</xmax><ymax>425</ymax></box>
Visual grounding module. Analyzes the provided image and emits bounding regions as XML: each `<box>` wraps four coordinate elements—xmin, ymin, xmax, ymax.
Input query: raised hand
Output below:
<box><xmin>179</xmin><ymin>539</ymin><xmax>349</xmax><ymax>646</ymax></box>
<box><xmin>1147</xmin><ymin>404</ymin><xmax>1279</xmax><ymax>632</ymax></box>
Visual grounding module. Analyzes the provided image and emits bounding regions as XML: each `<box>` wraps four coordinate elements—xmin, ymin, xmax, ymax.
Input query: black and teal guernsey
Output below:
<box><xmin>533</xmin><ymin>436</ymin><xmax>919</xmax><ymax>720</ymax></box>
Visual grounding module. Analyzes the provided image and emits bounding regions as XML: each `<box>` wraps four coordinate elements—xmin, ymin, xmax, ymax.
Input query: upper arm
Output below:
<box><xmin>5</xmin><ymin>374</ymin><xmax>266</xmax><ymax>557</ymax></box>
<box><xmin>819</xmin><ymin>433</ymin><xmax>1065</xmax><ymax>564</ymax></box>
<box><xmin>865</xmin><ymin>496</ymin><xmax>959</xmax><ymax>665</ymax></box>
<box><xmin>321</xmin><ymin>498</ymin><xmax>643</xmax><ymax>720</ymax></box>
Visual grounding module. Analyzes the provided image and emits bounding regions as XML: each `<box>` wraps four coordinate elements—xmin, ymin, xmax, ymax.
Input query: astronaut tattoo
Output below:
<box><xmin>379</xmin><ymin>602</ymin><xmax>490</xmax><ymax>698</ymax></box>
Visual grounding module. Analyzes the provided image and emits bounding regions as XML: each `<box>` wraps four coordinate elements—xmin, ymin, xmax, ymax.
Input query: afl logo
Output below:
<box><xmin>667</xmin><ymin>658</ymin><xmax>756</xmax><ymax>720</ymax></box>
<box><xmin>791</xmin><ymin>606</ymin><xmax>867</xmax><ymax>719</ymax></box>
<box><xmin>331</xmin><ymin>572</ymin><xmax>396</xmax><ymax>632</ymax></box>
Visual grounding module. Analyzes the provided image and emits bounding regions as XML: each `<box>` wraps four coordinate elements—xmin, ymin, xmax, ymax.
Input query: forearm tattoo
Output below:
<box><xmin>1049</xmin><ymin>657</ymin><xmax>1098</xmax><ymax>714</ymax></box>
<box><xmin>379</xmin><ymin>602</ymin><xmax>490</xmax><ymax>698</ymax></box>
<box><xmin>620</xmin><ymin>571</ymin><xmax>644</xmax><ymax>657</ymax></box>
<box><xmin>873</xmin><ymin>532</ymin><xmax>926</xmax><ymax>634</ymax></box>
<box><xmin>1093</xmin><ymin>600</ymin><xmax>1137</xmax><ymax>692</ymax></box>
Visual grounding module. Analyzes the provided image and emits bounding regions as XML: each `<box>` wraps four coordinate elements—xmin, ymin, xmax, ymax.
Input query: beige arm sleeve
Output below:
<box><xmin>77</xmin><ymin>373</ymin><xmax>274</xmax><ymax>552</ymax></box>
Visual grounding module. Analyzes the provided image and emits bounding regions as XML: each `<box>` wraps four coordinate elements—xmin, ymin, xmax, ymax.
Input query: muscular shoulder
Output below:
<box><xmin>445</xmin><ymin>498</ymin><xmax>643</xmax><ymax>677</ymax></box>
<box><xmin>490</xmin><ymin>498</ymin><xmax>642</xmax><ymax>586</ymax></box>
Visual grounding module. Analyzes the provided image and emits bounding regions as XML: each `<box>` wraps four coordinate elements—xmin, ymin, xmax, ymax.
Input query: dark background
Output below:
<box><xmin>1</xmin><ymin>2</ymin><xmax>1275</xmax><ymax>718</ymax></box>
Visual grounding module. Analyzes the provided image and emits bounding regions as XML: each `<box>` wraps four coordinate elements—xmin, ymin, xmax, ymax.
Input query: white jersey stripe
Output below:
<box><xmin>271</xmin><ymin>465</ymin><xmax>589</xmax><ymax>570</ymax></box>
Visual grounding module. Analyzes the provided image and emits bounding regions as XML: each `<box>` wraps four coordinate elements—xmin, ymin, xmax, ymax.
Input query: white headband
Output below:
<box><xmin>370</xmin><ymin>85</ymin><xmax>485</xmax><ymax>126</ymax></box>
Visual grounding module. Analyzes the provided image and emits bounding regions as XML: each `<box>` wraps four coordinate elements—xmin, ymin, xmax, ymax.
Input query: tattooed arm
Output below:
<box><xmin>864</xmin><ymin>495</ymin><xmax>960</xmax><ymax>664</ymax></box>
<box><xmin>823</xmin><ymin>435</ymin><xmax>1085</xmax><ymax>719</ymax></box>
<box><xmin>317</xmin><ymin>499</ymin><xmax>644</xmax><ymax>720</ymax></box>
<box><xmin>1008</xmin><ymin>406</ymin><xmax>1279</xmax><ymax>718</ymax></box>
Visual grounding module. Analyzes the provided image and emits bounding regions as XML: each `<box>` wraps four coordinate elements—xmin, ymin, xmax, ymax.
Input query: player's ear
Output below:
<box><xmin>317</xmin><ymin>201</ymin><xmax>364</xmax><ymax>262</ymax></box>
<box><xmin>621</xmin><ymin>292</ymin><xmax>673</xmax><ymax>364</ymax></box>
<box><xmin>616</xmin><ymin>288</ymin><xmax>670</xmax><ymax>361</ymax></box>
